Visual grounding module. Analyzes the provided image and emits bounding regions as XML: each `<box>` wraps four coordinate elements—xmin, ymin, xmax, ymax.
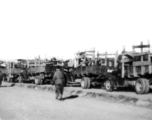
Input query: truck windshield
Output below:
<box><xmin>134</xmin><ymin>56</ymin><xmax>141</xmax><ymax>62</ymax></box>
<box><xmin>143</xmin><ymin>54</ymin><xmax>148</xmax><ymax>61</ymax></box>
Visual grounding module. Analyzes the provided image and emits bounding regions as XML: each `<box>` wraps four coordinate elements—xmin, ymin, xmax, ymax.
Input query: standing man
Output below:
<box><xmin>0</xmin><ymin>71</ymin><xmax>3</xmax><ymax>86</ymax></box>
<box><xmin>52</xmin><ymin>66</ymin><xmax>65</xmax><ymax>100</ymax></box>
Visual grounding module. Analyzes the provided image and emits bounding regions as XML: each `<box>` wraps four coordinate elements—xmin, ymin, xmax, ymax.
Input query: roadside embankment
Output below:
<box><xmin>2</xmin><ymin>82</ymin><xmax>152</xmax><ymax>109</ymax></box>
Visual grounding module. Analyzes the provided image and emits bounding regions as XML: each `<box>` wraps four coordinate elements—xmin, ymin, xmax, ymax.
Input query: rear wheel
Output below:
<box><xmin>81</xmin><ymin>77</ymin><xmax>88</xmax><ymax>89</ymax></box>
<box><xmin>18</xmin><ymin>77</ymin><xmax>23</xmax><ymax>83</ymax></box>
<box><xmin>39</xmin><ymin>79</ymin><xmax>43</xmax><ymax>85</ymax></box>
<box><xmin>35</xmin><ymin>78</ymin><xmax>40</xmax><ymax>85</ymax></box>
<box><xmin>105</xmin><ymin>80</ymin><xmax>113</xmax><ymax>92</ymax></box>
<box><xmin>144</xmin><ymin>79</ymin><xmax>150</xmax><ymax>94</ymax></box>
<box><xmin>86</xmin><ymin>77</ymin><xmax>91</xmax><ymax>89</ymax></box>
<box><xmin>135</xmin><ymin>78</ymin><xmax>146</xmax><ymax>94</ymax></box>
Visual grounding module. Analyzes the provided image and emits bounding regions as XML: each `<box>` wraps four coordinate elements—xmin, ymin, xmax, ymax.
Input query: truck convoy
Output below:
<box><xmin>68</xmin><ymin>42</ymin><xmax>152</xmax><ymax>94</ymax></box>
<box><xmin>2</xmin><ymin>58</ymin><xmax>69</xmax><ymax>85</ymax></box>
<box><xmin>1</xmin><ymin>42</ymin><xmax>152</xmax><ymax>94</ymax></box>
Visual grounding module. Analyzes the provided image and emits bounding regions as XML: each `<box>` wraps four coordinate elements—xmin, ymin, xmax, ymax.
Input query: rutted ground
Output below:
<box><xmin>0</xmin><ymin>86</ymin><xmax>152</xmax><ymax>120</ymax></box>
<box><xmin>5</xmin><ymin>81</ymin><xmax>152</xmax><ymax>108</ymax></box>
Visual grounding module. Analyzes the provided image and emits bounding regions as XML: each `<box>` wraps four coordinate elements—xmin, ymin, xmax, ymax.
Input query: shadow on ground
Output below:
<box><xmin>63</xmin><ymin>95</ymin><xmax>79</xmax><ymax>100</ymax></box>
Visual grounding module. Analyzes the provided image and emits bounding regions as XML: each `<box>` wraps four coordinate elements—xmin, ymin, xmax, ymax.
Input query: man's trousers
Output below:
<box><xmin>55</xmin><ymin>84</ymin><xmax>64</xmax><ymax>99</ymax></box>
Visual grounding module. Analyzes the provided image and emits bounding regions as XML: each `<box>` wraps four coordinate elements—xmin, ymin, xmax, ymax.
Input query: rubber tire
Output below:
<box><xmin>81</xmin><ymin>77</ymin><xmax>88</xmax><ymax>89</ymax></box>
<box><xmin>19</xmin><ymin>79</ymin><xmax>23</xmax><ymax>83</ymax></box>
<box><xmin>18</xmin><ymin>77</ymin><xmax>23</xmax><ymax>83</ymax></box>
<box><xmin>35</xmin><ymin>78</ymin><xmax>40</xmax><ymax>85</ymax></box>
<box><xmin>135</xmin><ymin>78</ymin><xmax>146</xmax><ymax>94</ymax></box>
<box><xmin>86</xmin><ymin>77</ymin><xmax>91</xmax><ymax>89</ymax></box>
<box><xmin>39</xmin><ymin>79</ymin><xmax>43</xmax><ymax>85</ymax></box>
<box><xmin>105</xmin><ymin>80</ymin><xmax>113</xmax><ymax>92</ymax></box>
<box><xmin>144</xmin><ymin>79</ymin><xmax>150</xmax><ymax>94</ymax></box>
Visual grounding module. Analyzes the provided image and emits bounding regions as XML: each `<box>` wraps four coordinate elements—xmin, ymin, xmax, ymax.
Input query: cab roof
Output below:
<box><xmin>120</xmin><ymin>51</ymin><xmax>152</xmax><ymax>58</ymax></box>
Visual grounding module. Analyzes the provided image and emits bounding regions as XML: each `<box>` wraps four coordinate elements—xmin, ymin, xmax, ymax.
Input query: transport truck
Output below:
<box><xmin>69</xmin><ymin>42</ymin><xmax>152</xmax><ymax>94</ymax></box>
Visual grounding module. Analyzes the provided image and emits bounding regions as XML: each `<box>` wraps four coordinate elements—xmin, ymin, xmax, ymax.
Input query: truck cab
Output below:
<box><xmin>105</xmin><ymin>42</ymin><xmax>152</xmax><ymax>94</ymax></box>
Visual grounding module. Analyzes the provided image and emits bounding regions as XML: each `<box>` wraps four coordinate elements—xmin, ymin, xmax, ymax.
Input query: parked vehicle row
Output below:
<box><xmin>1</xmin><ymin>42</ymin><xmax>152</xmax><ymax>94</ymax></box>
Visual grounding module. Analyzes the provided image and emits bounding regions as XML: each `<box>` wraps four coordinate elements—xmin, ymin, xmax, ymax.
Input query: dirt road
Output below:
<box><xmin>0</xmin><ymin>86</ymin><xmax>152</xmax><ymax>120</ymax></box>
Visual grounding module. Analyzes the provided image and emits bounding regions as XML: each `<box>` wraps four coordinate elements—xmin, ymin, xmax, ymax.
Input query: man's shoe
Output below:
<box><xmin>59</xmin><ymin>98</ymin><xmax>64</xmax><ymax>101</ymax></box>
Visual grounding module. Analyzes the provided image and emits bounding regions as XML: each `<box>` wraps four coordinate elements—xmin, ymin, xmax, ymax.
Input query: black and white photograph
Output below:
<box><xmin>0</xmin><ymin>0</ymin><xmax>152</xmax><ymax>120</ymax></box>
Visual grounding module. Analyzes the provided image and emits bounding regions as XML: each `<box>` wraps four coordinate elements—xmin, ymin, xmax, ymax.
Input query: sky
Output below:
<box><xmin>0</xmin><ymin>0</ymin><xmax>152</xmax><ymax>60</ymax></box>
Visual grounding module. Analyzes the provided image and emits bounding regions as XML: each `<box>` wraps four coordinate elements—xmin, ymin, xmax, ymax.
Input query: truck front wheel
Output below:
<box><xmin>81</xmin><ymin>77</ymin><xmax>88</xmax><ymax>89</ymax></box>
<box><xmin>105</xmin><ymin>80</ymin><xmax>113</xmax><ymax>92</ymax></box>
<box><xmin>135</xmin><ymin>78</ymin><xmax>146</xmax><ymax>94</ymax></box>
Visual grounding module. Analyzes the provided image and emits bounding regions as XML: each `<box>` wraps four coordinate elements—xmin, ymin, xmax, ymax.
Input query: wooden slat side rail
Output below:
<box><xmin>133</xmin><ymin>61</ymin><xmax>151</xmax><ymax>66</ymax></box>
